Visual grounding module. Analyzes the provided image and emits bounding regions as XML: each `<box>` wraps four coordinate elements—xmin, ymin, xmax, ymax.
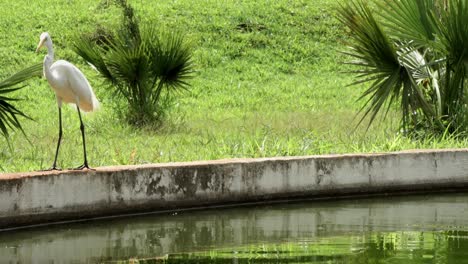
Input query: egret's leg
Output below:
<box><xmin>74</xmin><ymin>106</ymin><xmax>91</xmax><ymax>170</ymax></box>
<box><xmin>50</xmin><ymin>107</ymin><xmax>62</xmax><ymax>170</ymax></box>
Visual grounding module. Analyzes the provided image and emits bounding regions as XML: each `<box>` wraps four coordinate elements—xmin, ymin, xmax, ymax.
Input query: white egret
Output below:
<box><xmin>36</xmin><ymin>32</ymin><xmax>99</xmax><ymax>170</ymax></box>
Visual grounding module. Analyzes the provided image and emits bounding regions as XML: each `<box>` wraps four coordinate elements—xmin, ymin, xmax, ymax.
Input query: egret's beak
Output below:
<box><xmin>36</xmin><ymin>38</ymin><xmax>45</xmax><ymax>53</ymax></box>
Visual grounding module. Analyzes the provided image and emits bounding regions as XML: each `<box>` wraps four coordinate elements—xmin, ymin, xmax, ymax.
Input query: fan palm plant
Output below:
<box><xmin>73</xmin><ymin>1</ymin><xmax>192</xmax><ymax>126</ymax></box>
<box><xmin>0</xmin><ymin>63</ymin><xmax>42</xmax><ymax>138</ymax></box>
<box><xmin>337</xmin><ymin>0</ymin><xmax>467</xmax><ymax>136</ymax></box>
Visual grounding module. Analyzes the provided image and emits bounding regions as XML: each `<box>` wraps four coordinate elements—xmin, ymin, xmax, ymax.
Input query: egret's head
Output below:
<box><xmin>36</xmin><ymin>32</ymin><xmax>51</xmax><ymax>53</ymax></box>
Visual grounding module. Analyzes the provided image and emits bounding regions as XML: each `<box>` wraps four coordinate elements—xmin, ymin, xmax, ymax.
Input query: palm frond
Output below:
<box><xmin>438</xmin><ymin>0</ymin><xmax>468</xmax><ymax>64</ymax></box>
<box><xmin>437</xmin><ymin>0</ymin><xmax>468</xmax><ymax>129</ymax></box>
<box><xmin>380</xmin><ymin>0</ymin><xmax>440</xmax><ymax>48</ymax></box>
<box><xmin>397</xmin><ymin>44</ymin><xmax>443</xmax><ymax>116</ymax></box>
<box><xmin>73</xmin><ymin>35</ymin><xmax>116</xmax><ymax>84</ymax></box>
<box><xmin>397</xmin><ymin>45</ymin><xmax>431</xmax><ymax>82</ymax></box>
<box><xmin>0</xmin><ymin>63</ymin><xmax>42</xmax><ymax>89</ymax></box>
<box><xmin>337</xmin><ymin>1</ymin><xmax>413</xmax><ymax>128</ymax></box>
<box><xmin>105</xmin><ymin>36</ymin><xmax>150</xmax><ymax>91</ymax></box>
<box><xmin>151</xmin><ymin>31</ymin><xmax>193</xmax><ymax>91</ymax></box>
<box><xmin>0</xmin><ymin>63</ymin><xmax>42</xmax><ymax>138</ymax></box>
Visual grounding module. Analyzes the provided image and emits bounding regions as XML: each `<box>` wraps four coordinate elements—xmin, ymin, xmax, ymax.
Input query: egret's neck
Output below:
<box><xmin>41</xmin><ymin>38</ymin><xmax>57</xmax><ymax>83</ymax></box>
<box><xmin>42</xmin><ymin>38</ymin><xmax>54</xmax><ymax>69</ymax></box>
<box><xmin>43</xmin><ymin>54</ymin><xmax>54</xmax><ymax>81</ymax></box>
<box><xmin>46</xmin><ymin>40</ymin><xmax>54</xmax><ymax>59</ymax></box>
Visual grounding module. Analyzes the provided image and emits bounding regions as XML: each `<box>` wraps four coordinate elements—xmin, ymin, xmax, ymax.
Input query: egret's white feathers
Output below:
<box><xmin>38</xmin><ymin>32</ymin><xmax>99</xmax><ymax>112</ymax></box>
<box><xmin>49</xmin><ymin>60</ymin><xmax>99</xmax><ymax>112</ymax></box>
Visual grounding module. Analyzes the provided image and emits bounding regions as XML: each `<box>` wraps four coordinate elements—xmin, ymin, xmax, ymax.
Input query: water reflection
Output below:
<box><xmin>1</xmin><ymin>193</ymin><xmax>468</xmax><ymax>263</ymax></box>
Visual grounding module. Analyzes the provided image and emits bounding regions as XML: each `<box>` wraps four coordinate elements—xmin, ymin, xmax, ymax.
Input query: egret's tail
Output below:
<box><xmin>91</xmin><ymin>94</ymin><xmax>100</xmax><ymax>111</ymax></box>
<box><xmin>79</xmin><ymin>93</ymin><xmax>100</xmax><ymax>112</ymax></box>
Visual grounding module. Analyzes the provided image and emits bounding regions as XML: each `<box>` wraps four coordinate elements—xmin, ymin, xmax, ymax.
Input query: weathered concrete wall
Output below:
<box><xmin>0</xmin><ymin>149</ymin><xmax>467</xmax><ymax>229</ymax></box>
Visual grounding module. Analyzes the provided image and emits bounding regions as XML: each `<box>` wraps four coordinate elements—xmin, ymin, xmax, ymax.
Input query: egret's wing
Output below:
<box><xmin>52</xmin><ymin>60</ymin><xmax>99</xmax><ymax>112</ymax></box>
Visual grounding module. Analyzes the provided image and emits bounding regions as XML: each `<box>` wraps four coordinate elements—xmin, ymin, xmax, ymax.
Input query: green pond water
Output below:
<box><xmin>1</xmin><ymin>193</ymin><xmax>468</xmax><ymax>263</ymax></box>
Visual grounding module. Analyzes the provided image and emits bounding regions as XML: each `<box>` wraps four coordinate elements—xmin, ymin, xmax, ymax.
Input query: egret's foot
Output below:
<box><xmin>70</xmin><ymin>164</ymin><xmax>95</xmax><ymax>171</ymax></box>
<box><xmin>40</xmin><ymin>166</ymin><xmax>62</xmax><ymax>171</ymax></box>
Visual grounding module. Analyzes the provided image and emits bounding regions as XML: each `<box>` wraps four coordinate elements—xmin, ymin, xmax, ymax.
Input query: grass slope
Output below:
<box><xmin>0</xmin><ymin>0</ymin><xmax>466</xmax><ymax>172</ymax></box>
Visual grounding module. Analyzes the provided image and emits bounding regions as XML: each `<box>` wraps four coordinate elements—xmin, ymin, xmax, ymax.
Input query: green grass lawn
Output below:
<box><xmin>0</xmin><ymin>0</ymin><xmax>466</xmax><ymax>173</ymax></box>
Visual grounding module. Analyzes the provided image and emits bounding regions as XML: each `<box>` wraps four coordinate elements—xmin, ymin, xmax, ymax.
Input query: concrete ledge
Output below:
<box><xmin>1</xmin><ymin>149</ymin><xmax>468</xmax><ymax>229</ymax></box>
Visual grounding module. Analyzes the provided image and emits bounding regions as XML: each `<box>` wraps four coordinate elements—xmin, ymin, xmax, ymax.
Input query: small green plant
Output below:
<box><xmin>0</xmin><ymin>63</ymin><xmax>42</xmax><ymax>139</ymax></box>
<box><xmin>337</xmin><ymin>0</ymin><xmax>468</xmax><ymax>136</ymax></box>
<box><xmin>74</xmin><ymin>0</ymin><xmax>193</xmax><ymax>126</ymax></box>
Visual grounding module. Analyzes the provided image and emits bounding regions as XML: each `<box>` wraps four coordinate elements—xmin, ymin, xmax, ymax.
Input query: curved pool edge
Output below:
<box><xmin>1</xmin><ymin>148</ymin><xmax>467</xmax><ymax>229</ymax></box>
